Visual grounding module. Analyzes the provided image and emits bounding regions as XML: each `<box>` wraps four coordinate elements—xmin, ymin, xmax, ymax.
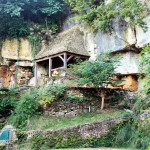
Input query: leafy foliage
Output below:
<box><xmin>9</xmin><ymin>85</ymin><xmax>66</xmax><ymax>128</ymax></box>
<box><xmin>0</xmin><ymin>88</ymin><xmax>18</xmax><ymax>117</ymax></box>
<box><xmin>0</xmin><ymin>17</ymin><xmax>29</xmax><ymax>39</ymax></box>
<box><xmin>139</xmin><ymin>44</ymin><xmax>150</xmax><ymax>95</ymax></box>
<box><xmin>112</xmin><ymin>44</ymin><xmax>150</xmax><ymax>150</ymax></box>
<box><xmin>9</xmin><ymin>88</ymin><xmax>40</xmax><ymax>128</ymax></box>
<box><xmin>0</xmin><ymin>0</ymin><xmax>68</xmax><ymax>39</ymax></box>
<box><xmin>67</xmin><ymin>0</ymin><xmax>149</xmax><ymax>32</ymax></box>
<box><xmin>0</xmin><ymin>0</ymin><xmax>68</xmax><ymax>18</ymax></box>
<box><xmin>69</xmin><ymin>52</ymin><xmax>119</xmax><ymax>88</ymax></box>
<box><xmin>38</xmin><ymin>84</ymin><xmax>66</xmax><ymax>107</ymax></box>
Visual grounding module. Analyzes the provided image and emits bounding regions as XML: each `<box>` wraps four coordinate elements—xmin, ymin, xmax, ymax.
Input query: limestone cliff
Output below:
<box><xmin>2</xmin><ymin>38</ymin><xmax>32</xmax><ymax>61</ymax></box>
<box><xmin>0</xmin><ymin>2</ymin><xmax>150</xmax><ymax>90</ymax></box>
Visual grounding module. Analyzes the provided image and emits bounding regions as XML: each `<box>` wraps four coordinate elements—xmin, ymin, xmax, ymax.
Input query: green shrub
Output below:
<box><xmin>9</xmin><ymin>85</ymin><xmax>66</xmax><ymax>128</ymax></box>
<box><xmin>0</xmin><ymin>17</ymin><xmax>30</xmax><ymax>39</ymax></box>
<box><xmin>38</xmin><ymin>84</ymin><xmax>66</xmax><ymax>107</ymax></box>
<box><xmin>16</xmin><ymin>130</ymin><xmax>27</xmax><ymax>143</ymax></box>
<box><xmin>29</xmin><ymin>123</ymin><xmax>126</xmax><ymax>149</ymax></box>
<box><xmin>9</xmin><ymin>88</ymin><xmax>40</xmax><ymax>128</ymax></box>
<box><xmin>139</xmin><ymin>44</ymin><xmax>150</xmax><ymax>95</ymax></box>
<box><xmin>0</xmin><ymin>88</ymin><xmax>18</xmax><ymax>116</ymax></box>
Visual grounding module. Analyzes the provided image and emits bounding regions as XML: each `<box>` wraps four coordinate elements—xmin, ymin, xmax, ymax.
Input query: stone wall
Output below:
<box><xmin>43</xmin><ymin>88</ymin><xmax>115</xmax><ymax>117</ymax></box>
<box><xmin>42</xmin><ymin>88</ymin><xmax>136</xmax><ymax>117</ymax></box>
<box><xmin>43</xmin><ymin>98</ymin><xmax>102</xmax><ymax>117</ymax></box>
<box><xmin>27</xmin><ymin>116</ymin><xmax>127</xmax><ymax>139</ymax></box>
<box><xmin>17</xmin><ymin>66</ymin><xmax>33</xmax><ymax>85</ymax></box>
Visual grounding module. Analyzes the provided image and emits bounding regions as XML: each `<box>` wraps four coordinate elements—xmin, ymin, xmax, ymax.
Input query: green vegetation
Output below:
<box><xmin>8</xmin><ymin>85</ymin><xmax>66</xmax><ymax>128</ymax></box>
<box><xmin>9</xmin><ymin>88</ymin><xmax>40</xmax><ymax>128</ymax></box>
<box><xmin>0</xmin><ymin>0</ymin><xmax>68</xmax><ymax>39</ymax></box>
<box><xmin>0</xmin><ymin>0</ymin><xmax>69</xmax><ymax>57</ymax></box>
<box><xmin>26</xmin><ymin>110</ymin><xmax>127</xmax><ymax>131</ymax></box>
<box><xmin>38</xmin><ymin>84</ymin><xmax>66</xmax><ymax>107</ymax></box>
<box><xmin>17</xmin><ymin>118</ymin><xmax>130</xmax><ymax>150</ymax></box>
<box><xmin>139</xmin><ymin>44</ymin><xmax>150</xmax><ymax>95</ymax></box>
<box><xmin>111</xmin><ymin>45</ymin><xmax>150</xmax><ymax>150</ymax></box>
<box><xmin>0</xmin><ymin>87</ymin><xmax>18</xmax><ymax>117</ymax></box>
<box><xmin>70</xmin><ymin>52</ymin><xmax>119</xmax><ymax>87</ymax></box>
<box><xmin>69</xmin><ymin>52</ymin><xmax>120</xmax><ymax>110</ymax></box>
<box><xmin>16</xmin><ymin>111</ymin><xmax>128</xmax><ymax>150</ymax></box>
<box><xmin>67</xmin><ymin>0</ymin><xmax>148</xmax><ymax>32</ymax></box>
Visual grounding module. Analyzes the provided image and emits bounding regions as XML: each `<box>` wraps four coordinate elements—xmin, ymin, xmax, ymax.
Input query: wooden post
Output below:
<box><xmin>64</xmin><ymin>53</ymin><xmax>67</xmax><ymax>69</ymax></box>
<box><xmin>49</xmin><ymin>58</ymin><xmax>52</xmax><ymax>78</ymax></box>
<box><xmin>35</xmin><ymin>62</ymin><xmax>37</xmax><ymax>85</ymax></box>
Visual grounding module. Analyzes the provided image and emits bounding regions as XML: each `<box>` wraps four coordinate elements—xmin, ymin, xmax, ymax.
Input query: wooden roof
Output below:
<box><xmin>35</xmin><ymin>26</ymin><xmax>90</xmax><ymax>60</ymax></box>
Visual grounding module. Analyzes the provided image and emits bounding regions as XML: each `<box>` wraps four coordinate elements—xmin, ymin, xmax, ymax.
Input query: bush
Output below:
<box><xmin>16</xmin><ymin>130</ymin><xmax>27</xmax><ymax>143</ymax></box>
<box><xmin>0</xmin><ymin>88</ymin><xmax>18</xmax><ymax>117</ymax></box>
<box><xmin>38</xmin><ymin>84</ymin><xmax>66</xmax><ymax>107</ymax></box>
<box><xmin>9</xmin><ymin>88</ymin><xmax>40</xmax><ymax>128</ymax></box>
<box><xmin>29</xmin><ymin>126</ymin><xmax>123</xmax><ymax>150</ymax></box>
<box><xmin>9</xmin><ymin>85</ymin><xmax>66</xmax><ymax>128</ymax></box>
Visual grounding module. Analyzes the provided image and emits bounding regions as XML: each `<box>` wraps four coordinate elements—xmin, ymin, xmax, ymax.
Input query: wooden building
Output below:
<box><xmin>35</xmin><ymin>26</ymin><xmax>90</xmax><ymax>85</ymax></box>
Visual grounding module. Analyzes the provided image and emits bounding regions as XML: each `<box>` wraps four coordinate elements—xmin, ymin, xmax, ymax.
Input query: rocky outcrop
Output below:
<box><xmin>136</xmin><ymin>15</ymin><xmax>150</xmax><ymax>48</ymax></box>
<box><xmin>0</xmin><ymin>38</ymin><xmax>34</xmax><ymax>87</ymax></box>
<box><xmin>62</xmin><ymin>10</ymin><xmax>150</xmax><ymax>91</ymax></box>
<box><xmin>115</xmin><ymin>51</ymin><xmax>139</xmax><ymax>75</ymax></box>
<box><xmin>2</xmin><ymin>38</ymin><xmax>32</xmax><ymax>61</ymax></box>
<box><xmin>62</xmin><ymin>6</ymin><xmax>150</xmax><ymax>53</ymax></box>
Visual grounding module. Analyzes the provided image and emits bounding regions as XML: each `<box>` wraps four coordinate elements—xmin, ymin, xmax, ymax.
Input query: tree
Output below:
<box><xmin>69</xmin><ymin>52</ymin><xmax>120</xmax><ymax>110</ymax></box>
<box><xmin>0</xmin><ymin>0</ymin><xmax>69</xmax><ymax>39</ymax></box>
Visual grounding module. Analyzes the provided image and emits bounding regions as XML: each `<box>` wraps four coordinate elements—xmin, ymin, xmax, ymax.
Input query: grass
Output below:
<box><xmin>17</xmin><ymin>145</ymin><xmax>139</xmax><ymax>150</ymax></box>
<box><xmin>51</xmin><ymin>149</ymin><xmax>140</xmax><ymax>150</ymax></box>
<box><xmin>26</xmin><ymin>109</ymin><xmax>128</xmax><ymax>131</ymax></box>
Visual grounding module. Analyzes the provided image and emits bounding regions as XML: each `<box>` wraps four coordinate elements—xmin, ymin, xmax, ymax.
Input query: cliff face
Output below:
<box><xmin>62</xmin><ymin>9</ymin><xmax>150</xmax><ymax>91</ymax></box>
<box><xmin>2</xmin><ymin>38</ymin><xmax>32</xmax><ymax>61</ymax></box>
<box><xmin>0</xmin><ymin>2</ymin><xmax>150</xmax><ymax>89</ymax></box>
<box><xmin>63</xmin><ymin>13</ymin><xmax>150</xmax><ymax>52</ymax></box>
<box><xmin>0</xmin><ymin>38</ymin><xmax>33</xmax><ymax>87</ymax></box>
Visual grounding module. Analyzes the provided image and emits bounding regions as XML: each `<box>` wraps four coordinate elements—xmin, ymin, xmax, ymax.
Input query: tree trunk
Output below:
<box><xmin>97</xmin><ymin>90</ymin><xmax>106</xmax><ymax>110</ymax></box>
<box><xmin>101</xmin><ymin>95</ymin><xmax>105</xmax><ymax>110</ymax></box>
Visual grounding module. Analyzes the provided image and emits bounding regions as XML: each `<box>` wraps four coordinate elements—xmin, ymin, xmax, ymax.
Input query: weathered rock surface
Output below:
<box><xmin>136</xmin><ymin>15</ymin><xmax>150</xmax><ymax>48</ymax></box>
<box><xmin>15</xmin><ymin>61</ymin><xmax>33</xmax><ymax>67</ymax></box>
<box><xmin>63</xmin><ymin>16</ymin><xmax>137</xmax><ymax>54</ymax></box>
<box><xmin>2</xmin><ymin>38</ymin><xmax>33</xmax><ymax>61</ymax></box>
<box><xmin>115</xmin><ymin>51</ymin><xmax>139</xmax><ymax>74</ymax></box>
<box><xmin>28</xmin><ymin>77</ymin><xmax>36</xmax><ymax>87</ymax></box>
<box><xmin>62</xmin><ymin>10</ymin><xmax>150</xmax><ymax>54</ymax></box>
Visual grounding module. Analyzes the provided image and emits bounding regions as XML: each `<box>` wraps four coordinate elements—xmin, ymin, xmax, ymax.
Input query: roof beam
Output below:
<box><xmin>58</xmin><ymin>55</ymin><xmax>64</xmax><ymax>63</ymax></box>
<box><xmin>67</xmin><ymin>55</ymin><xmax>74</xmax><ymax>62</ymax></box>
